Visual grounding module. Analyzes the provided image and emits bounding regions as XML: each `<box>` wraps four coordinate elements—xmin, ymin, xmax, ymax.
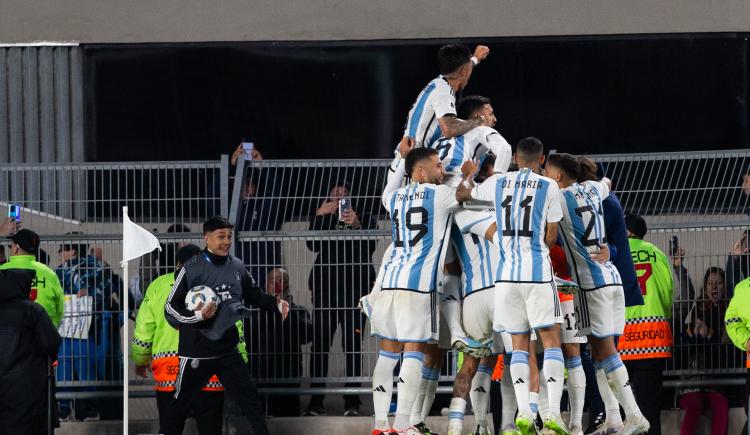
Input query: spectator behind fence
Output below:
<box><xmin>305</xmin><ymin>180</ymin><xmax>377</xmax><ymax>417</ymax></box>
<box><xmin>0</xmin><ymin>268</ymin><xmax>61</xmax><ymax>434</ymax></box>
<box><xmin>248</xmin><ymin>268</ymin><xmax>313</xmax><ymax>416</ymax></box>
<box><xmin>617</xmin><ymin>213</ymin><xmax>674</xmax><ymax>435</ymax></box>
<box><xmin>237</xmin><ymin>153</ymin><xmax>284</xmax><ymax>289</ymax></box>
<box><xmin>678</xmin><ymin>266</ymin><xmax>735</xmax><ymax>435</ymax></box>
<box><xmin>726</xmin><ymin>229</ymin><xmax>750</xmax><ymax>297</ymax></box>
<box><xmin>672</xmin><ymin>245</ymin><xmax>697</xmax><ymax>323</ymax></box>
<box><xmin>55</xmin><ymin>238</ymin><xmax>118</xmax><ymax>421</ymax></box>
<box><xmin>725</xmin><ymin>275</ymin><xmax>750</xmax><ymax>434</ymax></box>
<box><xmin>0</xmin><ymin>229</ymin><xmax>64</xmax><ymax>327</ymax></box>
<box><xmin>132</xmin><ymin>244</ymin><xmax>244</xmax><ymax>434</ymax></box>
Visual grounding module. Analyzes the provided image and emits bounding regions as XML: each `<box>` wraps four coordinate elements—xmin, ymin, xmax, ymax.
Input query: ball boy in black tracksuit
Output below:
<box><xmin>163</xmin><ymin>216</ymin><xmax>290</xmax><ymax>435</ymax></box>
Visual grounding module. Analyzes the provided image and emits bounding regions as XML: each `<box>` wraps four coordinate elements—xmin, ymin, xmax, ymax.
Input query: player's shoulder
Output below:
<box><xmin>534</xmin><ymin>173</ymin><xmax>558</xmax><ymax>187</ymax></box>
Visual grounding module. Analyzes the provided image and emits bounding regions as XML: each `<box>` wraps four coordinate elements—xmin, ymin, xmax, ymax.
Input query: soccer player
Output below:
<box><xmin>456</xmin><ymin>137</ymin><xmax>567</xmax><ymax>435</ymax></box>
<box><xmin>435</xmin><ymin>95</ymin><xmax>512</xmax><ymax>189</ymax></box>
<box><xmin>443</xmin><ymin>209</ymin><xmax>518</xmax><ymax>435</ymax></box>
<box><xmin>392</xmin><ymin>44</ymin><xmax>490</xmax><ymax>168</ymax></box>
<box><xmin>407</xmin><ymin>95</ymin><xmax>514</xmax><ymax>433</ymax></box>
<box><xmin>132</xmin><ymin>244</ymin><xmax>248</xmax><ymax>435</ymax></box>
<box><xmin>363</xmin><ymin>147</ymin><xmax>471</xmax><ymax>435</ymax></box>
<box><xmin>544</xmin><ymin>153</ymin><xmax>650</xmax><ymax>435</ymax></box>
<box><xmin>162</xmin><ymin>216</ymin><xmax>290</xmax><ymax>435</ymax></box>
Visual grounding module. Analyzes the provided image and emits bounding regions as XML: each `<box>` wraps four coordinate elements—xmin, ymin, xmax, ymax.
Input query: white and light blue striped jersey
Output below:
<box><xmin>451</xmin><ymin>209</ymin><xmax>499</xmax><ymax>297</ymax></box>
<box><xmin>471</xmin><ymin>168</ymin><xmax>563</xmax><ymax>283</ymax></box>
<box><xmin>381</xmin><ymin>182</ymin><xmax>459</xmax><ymax>293</ymax></box>
<box><xmin>557</xmin><ymin>180</ymin><xmax>623</xmax><ymax>291</ymax></box>
<box><xmin>403</xmin><ymin>76</ymin><xmax>456</xmax><ymax>149</ymax></box>
<box><xmin>434</xmin><ymin>126</ymin><xmax>513</xmax><ymax>188</ymax></box>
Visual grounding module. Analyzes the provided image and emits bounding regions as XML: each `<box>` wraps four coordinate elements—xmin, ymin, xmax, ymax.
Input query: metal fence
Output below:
<box><xmin>1</xmin><ymin>149</ymin><xmax>749</xmax><ymax>410</ymax></box>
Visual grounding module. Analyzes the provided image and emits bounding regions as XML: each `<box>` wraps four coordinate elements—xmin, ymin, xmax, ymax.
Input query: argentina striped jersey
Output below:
<box><xmin>403</xmin><ymin>76</ymin><xmax>456</xmax><ymax>149</ymax></box>
<box><xmin>381</xmin><ymin>182</ymin><xmax>459</xmax><ymax>293</ymax></box>
<box><xmin>557</xmin><ymin>180</ymin><xmax>623</xmax><ymax>290</ymax></box>
<box><xmin>471</xmin><ymin>168</ymin><xmax>563</xmax><ymax>283</ymax></box>
<box><xmin>434</xmin><ymin>126</ymin><xmax>513</xmax><ymax>188</ymax></box>
<box><xmin>450</xmin><ymin>209</ymin><xmax>499</xmax><ymax>297</ymax></box>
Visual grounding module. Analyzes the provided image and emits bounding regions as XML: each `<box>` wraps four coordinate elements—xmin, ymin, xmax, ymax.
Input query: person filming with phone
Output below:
<box><xmin>305</xmin><ymin>180</ymin><xmax>377</xmax><ymax>416</ymax></box>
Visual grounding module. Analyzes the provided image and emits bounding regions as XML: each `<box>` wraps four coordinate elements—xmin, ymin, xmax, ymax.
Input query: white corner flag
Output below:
<box><xmin>121</xmin><ymin>206</ymin><xmax>160</xmax><ymax>433</ymax></box>
<box><xmin>122</xmin><ymin>210</ymin><xmax>161</xmax><ymax>265</ymax></box>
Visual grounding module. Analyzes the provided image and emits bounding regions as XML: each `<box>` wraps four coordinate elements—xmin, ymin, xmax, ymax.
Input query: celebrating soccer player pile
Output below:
<box><xmin>361</xmin><ymin>43</ymin><xmax>651</xmax><ymax>435</ymax></box>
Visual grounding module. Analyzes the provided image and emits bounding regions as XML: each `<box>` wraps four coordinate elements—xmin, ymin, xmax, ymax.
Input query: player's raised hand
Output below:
<box><xmin>473</xmin><ymin>45</ymin><xmax>490</xmax><ymax>62</ymax></box>
<box><xmin>461</xmin><ymin>159</ymin><xmax>478</xmax><ymax>179</ymax></box>
<box><xmin>398</xmin><ymin>136</ymin><xmax>415</xmax><ymax>158</ymax></box>
<box><xmin>590</xmin><ymin>243</ymin><xmax>610</xmax><ymax>263</ymax></box>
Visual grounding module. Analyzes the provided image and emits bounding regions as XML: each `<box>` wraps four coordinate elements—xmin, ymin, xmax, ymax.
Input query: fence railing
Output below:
<box><xmin>1</xmin><ymin>149</ymin><xmax>748</xmax><ymax>405</ymax></box>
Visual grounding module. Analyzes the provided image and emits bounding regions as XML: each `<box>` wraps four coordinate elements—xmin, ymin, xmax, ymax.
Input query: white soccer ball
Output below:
<box><xmin>185</xmin><ymin>285</ymin><xmax>218</xmax><ymax>311</ymax></box>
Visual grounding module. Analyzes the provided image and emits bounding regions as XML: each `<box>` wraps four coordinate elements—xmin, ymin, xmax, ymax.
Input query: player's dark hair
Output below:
<box><xmin>203</xmin><ymin>216</ymin><xmax>234</xmax><ymax>234</ymax></box>
<box><xmin>577</xmin><ymin>156</ymin><xmax>600</xmax><ymax>182</ymax></box>
<box><xmin>405</xmin><ymin>148</ymin><xmax>439</xmax><ymax>177</ymax></box>
<box><xmin>515</xmin><ymin>137</ymin><xmax>544</xmax><ymax>162</ymax></box>
<box><xmin>457</xmin><ymin>95</ymin><xmax>491</xmax><ymax>119</ymax></box>
<box><xmin>546</xmin><ymin>152</ymin><xmax>581</xmax><ymax>181</ymax></box>
<box><xmin>437</xmin><ymin>44</ymin><xmax>472</xmax><ymax>75</ymax></box>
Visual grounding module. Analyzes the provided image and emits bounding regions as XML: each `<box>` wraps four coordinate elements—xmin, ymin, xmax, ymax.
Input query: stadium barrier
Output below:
<box><xmin>0</xmin><ymin>149</ymin><xmax>748</xmax><ymax>403</ymax></box>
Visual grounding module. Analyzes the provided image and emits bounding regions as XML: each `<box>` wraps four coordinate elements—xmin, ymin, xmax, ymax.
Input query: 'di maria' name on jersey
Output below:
<box><xmin>394</xmin><ymin>190</ymin><xmax>432</xmax><ymax>202</ymax></box>
<box><xmin>499</xmin><ymin>178</ymin><xmax>544</xmax><ymax>190</ymax></box>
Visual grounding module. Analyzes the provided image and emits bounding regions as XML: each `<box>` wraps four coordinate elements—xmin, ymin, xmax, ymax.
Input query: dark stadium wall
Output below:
<box><xmin>85</xmin><ymin>35</ymin><xmax>750</xmax><ymax>161</ymax></box>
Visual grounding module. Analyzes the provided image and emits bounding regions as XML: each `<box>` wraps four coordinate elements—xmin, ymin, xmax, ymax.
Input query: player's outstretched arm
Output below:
<box><xmin>438</xmin><ymin>115</ymin><xmax>483</xmax><ymax>139</ymax></box>
<box><xmin>240</xmin><ymin>270</ymin><xmax>280</xmax><ymax>314</ymax></box>
<box><xmin>382</xmin><ymin>158</ymin><xmax>406</xmax><ymax>208</ymax></box>
<box><xmin>164</xmin><ymin>267</ymin><xmax>204</xmax><ymax>326</ymax></box>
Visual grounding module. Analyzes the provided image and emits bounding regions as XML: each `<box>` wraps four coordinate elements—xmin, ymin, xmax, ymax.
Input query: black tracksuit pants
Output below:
<box><xmin>160</xmin><ymin>351</ymin><xmax>269</xmax><ymax>435</ymax></box>
<box><xmin>624</xmin><ymin>358</ymin><xmax>665</xmax><ymax>435</ymax></box>
<box><xmin>156</xmin><ymin>390</ymin><xmax>224</xmax><ymax>435</ymax></box>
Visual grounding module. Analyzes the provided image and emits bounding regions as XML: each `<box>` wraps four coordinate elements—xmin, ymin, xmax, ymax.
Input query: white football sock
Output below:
<box><xmin>373</xmin><ymin>350</ymin><xmax>399</xmax><ymax>429</ymax></box>
<box><xmin>543</xmin><ymin>347</ymin><xmax>565</xmax><ymax>417</ymax></box>
<box><xmin>565</xmin><ymin>356</ymin><xmax>586</xmax><ymax>428</ymax></box>
<box><xmin>393</xmin><ymin>352</ymin><xmax>424</xmax><ymax>430</ymax></box>
<box><xmin>529</xmin><ymin>391</ymin><xmax>540</xmax><ymax>415</ymax></box>
<box><xmin>447</xmin><ymin>397</ymin><xmax>467</xmax><ymax>432</ymax></box>
<box><xmin>441</xmin><ymin>274</ymin><xmax>466</xmax><ymax>343</ymax></box>
<box><xmin>470</xmin><ymin>364</ymin><xmax>492</xmax><ymax>427</ymax></box>
<box><xmin>536</xmin><ymin>380</ymin><xmax>548</xmax><ymax>417</ymax></box>
<box><xmin>595</xmin><ymin>367</ymin><xmax>622</xmax><ymax>427</ymax></box>
<box><xmin>600</xmin><ymin>354</ymin><xmax>644</xmax><ymax>420</ymax></box>
<box><xmin>410</xmin><ymin>366</ymin><xmax>439</xmax><ymax>425</ymax></box>
<box><xmin>510</xmin><ymin>351</ymin><xmax>532</xmax><ymax>416</ymax></box>
<box><xmin>500</xmin><ymin>354</ymin><xmax>518</xmax><ymax>429</ymax></box>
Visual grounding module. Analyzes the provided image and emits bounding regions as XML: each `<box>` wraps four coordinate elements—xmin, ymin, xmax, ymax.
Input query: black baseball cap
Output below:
<box><xmin>9</xmin><ymin>229</ymin><xmax>40</xmax><ymax>253</ymax></box>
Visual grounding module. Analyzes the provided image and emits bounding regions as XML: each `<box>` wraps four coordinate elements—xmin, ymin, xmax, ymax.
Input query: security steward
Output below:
<box><xmin>0</xmin><ymin>229</ymin><xmax>65</xmax><ymax>326</ymax></box>
<box><xmin>617</xmin><ymin>213</ymin><xmax>674</xmax><ymax>435</ymax></box>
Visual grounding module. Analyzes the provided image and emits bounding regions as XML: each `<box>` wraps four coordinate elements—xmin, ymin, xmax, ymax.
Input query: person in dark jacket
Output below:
<box><xmin>305</xmin><ymin>180</ymin><xmax>377</xmax><ymax>416</ymax></box>
<box><xmin>248</xmin><ymin>267</ymin><xmax>313</xmax><ymax>416</ymax></box>
<box><xmin>163</xmin><ymin>216</ymin><xmax>289</xmax><ymax>435</ymax></box>
<box><xmin>0</xmin><ymin>268</ymin><xmax>61</xmax><ymax>434</ymax></box>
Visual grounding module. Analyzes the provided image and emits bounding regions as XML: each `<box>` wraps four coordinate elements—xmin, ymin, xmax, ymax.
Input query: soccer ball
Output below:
<box><xmin>185</xmin><ymin>285</ymin><xmax>218</xmax><ymax>311</ymax></box>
